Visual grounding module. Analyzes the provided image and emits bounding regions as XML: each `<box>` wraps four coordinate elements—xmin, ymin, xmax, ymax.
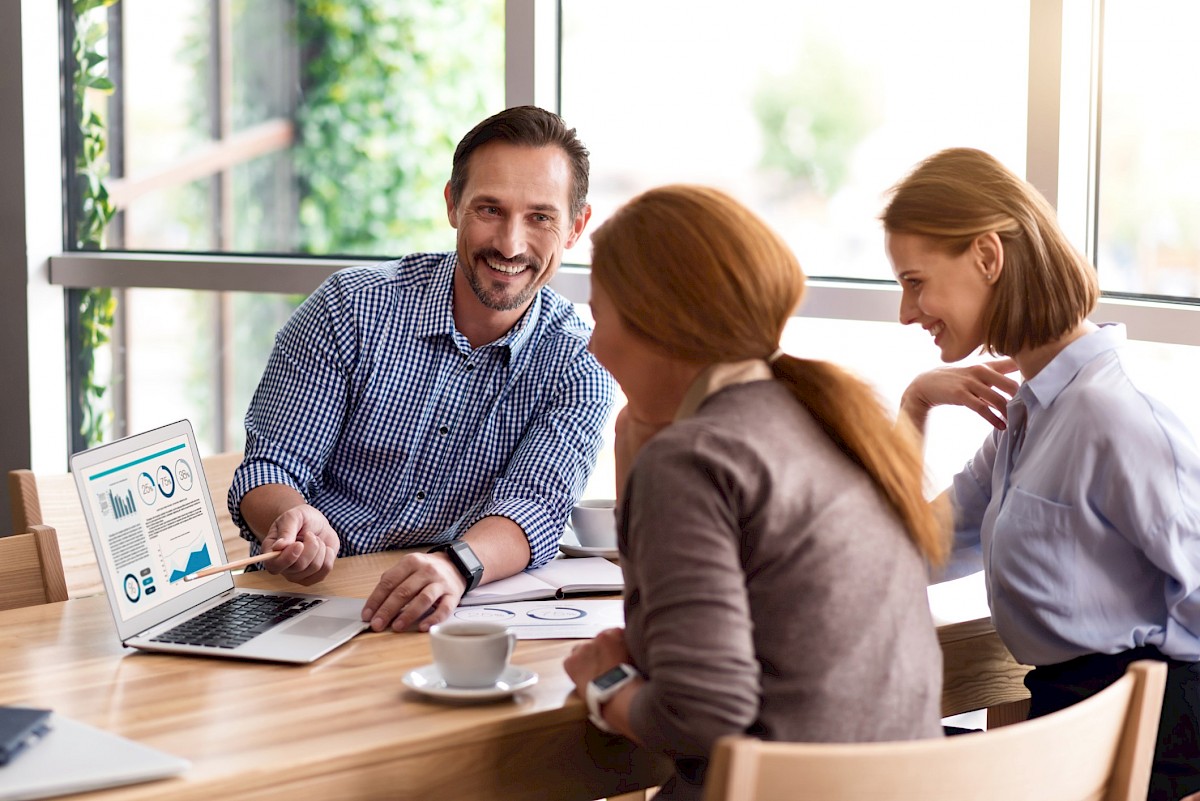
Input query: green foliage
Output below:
<box><xmin>72</xmin><ymin>0</ymin><xmax>120</xmax><ymax>447</ymax></box>
<box><xmin>753</xmin><ymin>36</ymin><xmax>878</xmax><ymax>197</ymax></box>
<box><xmin>293</xmin><ymin>0</ymin><xmax>504</xmax><ymax>255</ymax></box>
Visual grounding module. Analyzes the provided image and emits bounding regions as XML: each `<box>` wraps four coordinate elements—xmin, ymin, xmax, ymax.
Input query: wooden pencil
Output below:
<box><xmin>183</xmin><ymin>550</ymin><xmax>280</xmax><ymax>581</ymax></box>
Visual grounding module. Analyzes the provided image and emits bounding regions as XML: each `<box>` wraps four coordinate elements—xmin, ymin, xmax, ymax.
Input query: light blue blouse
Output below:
<box><xmin>952</xmin><ymin>323</ymin><xmax>1200</xmax><ymax>666</ymax></box>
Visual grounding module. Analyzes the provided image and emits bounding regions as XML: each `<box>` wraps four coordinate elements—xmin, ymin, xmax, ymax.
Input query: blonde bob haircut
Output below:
<box><xmin>590</xmin><ymin>184</ymin><xmax>948</xmax><ymax>566</ymax></box>
<box><xmin>882</xmin><ymin>148</ymin><xmax>1099</xmax><ymax>356</ymax></box>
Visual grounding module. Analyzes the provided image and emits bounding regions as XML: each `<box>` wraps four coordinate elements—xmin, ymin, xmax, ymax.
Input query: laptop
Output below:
<box><xmin>71</xmin><ymin>420</ymin><xmax>368</xmax><ymax>664</ymax></box>
<box><xmin>0</xmin><ymin>711</ymin><xmax>188</xmax><ymax>801</ymax></box>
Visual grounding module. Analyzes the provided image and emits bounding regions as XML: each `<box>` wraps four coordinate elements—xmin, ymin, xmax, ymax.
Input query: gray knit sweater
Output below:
<box><xmin>620</xmin><ymin>380</ymin><xmax>944</xmax><ymax>799</ymax></box>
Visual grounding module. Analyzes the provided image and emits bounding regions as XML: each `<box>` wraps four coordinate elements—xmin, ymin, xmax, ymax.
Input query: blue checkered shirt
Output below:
<box><xmin>228</xmin><ymin>252</ymin><xmax>614</xmax><ymax>568</ymax></box>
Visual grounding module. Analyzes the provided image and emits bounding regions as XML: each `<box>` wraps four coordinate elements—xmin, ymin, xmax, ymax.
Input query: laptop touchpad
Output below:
<box><xmin>285</xmin><ymin>616</ymin><xmax>360</xmax><ymax>638</ymax></box>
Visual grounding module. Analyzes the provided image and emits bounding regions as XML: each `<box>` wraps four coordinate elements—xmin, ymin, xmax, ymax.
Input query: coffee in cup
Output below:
<box><xmin>429</xmin><ymin>621</ymin><xmax>516</xmax><ymax>688</ymax></box>
<box><xmin>570</xmin><ymin>498</ymin><xmax>617</xmax><ymax>549</ymax></box>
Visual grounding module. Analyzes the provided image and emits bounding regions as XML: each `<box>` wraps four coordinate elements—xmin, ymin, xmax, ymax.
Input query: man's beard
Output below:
<box><xmin>464</xmin><ymin>250</ymin><xmax>543</xmax><ymax>312</ymax></box>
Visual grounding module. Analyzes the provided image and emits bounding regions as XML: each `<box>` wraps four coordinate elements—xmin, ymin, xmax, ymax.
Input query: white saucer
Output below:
<box><xmin>559</xmin><ymin>542</ymin><xmax>619</xmax><ymax>559</ymax></box>
<box><xmin>402</xmin><ymin>664</ymin><xmax>539</xmax><ymax>701</ymax></box>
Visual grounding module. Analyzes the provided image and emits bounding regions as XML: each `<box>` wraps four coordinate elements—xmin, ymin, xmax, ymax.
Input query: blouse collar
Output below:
<box><xmin>674</xmin><ymin>359</ymin><xmax>774</xmax><ymax>421</ymax></box>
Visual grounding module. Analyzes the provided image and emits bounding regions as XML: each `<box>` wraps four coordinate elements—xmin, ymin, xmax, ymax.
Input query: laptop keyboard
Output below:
<box><xmin>150</xmin><ymin>593</ymin><xmax>324</xmax><ymax>649</ymax></box>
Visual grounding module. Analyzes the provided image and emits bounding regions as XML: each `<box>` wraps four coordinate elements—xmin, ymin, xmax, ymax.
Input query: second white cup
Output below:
<box><xmin>429</xmin><ymin>621</ymin><xmax>516</xmax><ymax>688</ymax></box>
<box><xmin>571</xmin><ymin>498</ymin><xmax>617</xmax><ymax>549</ymax></box>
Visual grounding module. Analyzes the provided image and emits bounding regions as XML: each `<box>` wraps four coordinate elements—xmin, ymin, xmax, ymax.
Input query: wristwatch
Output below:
<box><xmin>427</xmin><ymin>540</ymin><xmax>484</xmax><ymax>593</ymax></box>
<box><xmin>586</xmin><ymin>663</ymin><xmax>640</xmax><ymax>733</ymax></box>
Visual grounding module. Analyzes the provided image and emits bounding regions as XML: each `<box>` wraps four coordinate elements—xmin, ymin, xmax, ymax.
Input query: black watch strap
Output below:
<box><xmin>427</xmin><ymin>540</ymin><xmax>484</xmax><ymax>593</ymax></box>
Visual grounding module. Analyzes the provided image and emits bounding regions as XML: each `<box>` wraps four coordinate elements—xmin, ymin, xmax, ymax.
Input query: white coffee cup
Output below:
<box><xmin>429</xmin><ymin>621</ymin><xmax>517</xmax><ymax>688</ymax></box>
<box><xmin>570</xmin><ymin>498</ymin><xmax>617</xmax><ymax>549</ymax></box>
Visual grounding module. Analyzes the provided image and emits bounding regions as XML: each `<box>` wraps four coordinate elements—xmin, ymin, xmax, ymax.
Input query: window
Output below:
<box><xmin>63</xmin><ymin>0</ymin><xmax>505</xmax><ymax>451</ymax></box>
<box><xmin>561</xmin><ymin>0</ymin><xmax>1030</xmax><ymax>278</ymax></box>
<box><xmin>558</xmin><ymin>0</ymin><xmax>1200</xmax><ymax>489</ymax></box>
<box><xmin>561</xmin><ymin>0</ymin><xmax>1032</xmax><ymax>484</ymax></box>
<box><xmin>34</xmin><ymin>0</ymin><xmax>1200</xmax><ymax>478</ymax></box>
<box><xmin>1096</xmin><ymin>0</ymin><xmax>1200</xmax><ymax>298</ymax></box>
<box><xmin>78</xmin><ymin>0</ymin><xmax>504</xmax><ymax>256</ymax></box>
<box><xmin>119</xmin><ymin>288</ymin><xmax>301</xmax><ymax>456</ymax></box>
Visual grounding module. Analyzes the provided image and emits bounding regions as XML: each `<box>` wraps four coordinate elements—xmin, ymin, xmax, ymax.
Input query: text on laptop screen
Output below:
<box><xmin>82</xmin><ymin>434</ymin><xmax>223</xmax><ymax>621</ymax></box>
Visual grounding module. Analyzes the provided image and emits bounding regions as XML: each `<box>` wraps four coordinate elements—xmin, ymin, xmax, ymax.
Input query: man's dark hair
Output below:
<box><xmin>449</xmin><ymin>106</ymin><xmax>590</xmax><ymax>219</ymax></box>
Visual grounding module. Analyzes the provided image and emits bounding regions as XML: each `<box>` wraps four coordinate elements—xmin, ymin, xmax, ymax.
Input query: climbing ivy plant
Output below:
<box><xmin>70</xmin><ymin>0</ymin><xmax>120</xmax><ymax>448</ymax></box>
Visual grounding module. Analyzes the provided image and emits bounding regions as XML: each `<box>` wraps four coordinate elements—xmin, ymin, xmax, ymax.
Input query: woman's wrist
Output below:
<box><xmin>594</xmin><ymin>678</ymin><xmax>644</xmax><ymax>741</ymax></box>
<box><xmin>899</xmin><ymin>386</ymin><xmax>931</xmax><ymax>435</ymax></box>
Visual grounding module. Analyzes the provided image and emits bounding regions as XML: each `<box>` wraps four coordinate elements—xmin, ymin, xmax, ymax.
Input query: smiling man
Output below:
<box><xmin>229</xmin><ymin>107</ymin><xmax>614</xmax><ymax>632</ymax></box>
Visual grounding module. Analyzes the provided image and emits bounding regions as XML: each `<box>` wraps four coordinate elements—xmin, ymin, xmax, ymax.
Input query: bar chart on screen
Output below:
<box><xmin>108</xmin><ymin>487</ymin><xmax>138</xmax><ymax>519</ymax></box>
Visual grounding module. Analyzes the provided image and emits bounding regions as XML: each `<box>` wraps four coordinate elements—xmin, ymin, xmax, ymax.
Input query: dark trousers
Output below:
<box><xmin>1024</xmin><ymin>645</ymin><xmax>1200</xmax><ymax>801</ymax></box>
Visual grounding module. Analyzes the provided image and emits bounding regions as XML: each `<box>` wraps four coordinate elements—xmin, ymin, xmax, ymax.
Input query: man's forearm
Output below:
<box><xmin>239</xmin><ymin>483</ymin><xmax>308</xmax><ymax>543</ymax></box>
<box><xmin>460</xmin><ymin>516</ymin><xmax>532</xmax><ymax>586</ymax></box>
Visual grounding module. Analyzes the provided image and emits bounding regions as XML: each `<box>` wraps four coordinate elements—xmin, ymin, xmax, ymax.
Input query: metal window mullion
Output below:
<box><xmin>1027</xmin><ymin>0</ymin><xmax>1065</xmax><ymax>208</ymax></box>
<box><xmin>108</xmin><ymin>1</ymin><xmax>128</xmax><ymax>439</ymax></box>
<box><xmin>1088</xmin><ymin>0</ymin><xmax>1105</xmax><ymax>267</ymax></box>
<box><xmin>216</xmin><ymin>0</ymin><xmax>236</xmax><ymax>450</ymax></box>
<box><xmin>505</xmin><ymin>0</ymin><xmax>558</xmax><ymax>110</ymax></box>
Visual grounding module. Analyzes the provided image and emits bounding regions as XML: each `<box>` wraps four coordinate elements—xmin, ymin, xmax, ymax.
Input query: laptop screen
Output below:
<box><xmin>79</xmin><ymin>429</ymin><xmax>225</xmax><ymax>622</ymax></box>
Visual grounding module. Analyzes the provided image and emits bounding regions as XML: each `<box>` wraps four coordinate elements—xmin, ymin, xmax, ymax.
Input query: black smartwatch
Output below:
<box><xmin>427</xmin><ymin>540</ymin><xmax>484</xmax><ymax>593</ymax></box>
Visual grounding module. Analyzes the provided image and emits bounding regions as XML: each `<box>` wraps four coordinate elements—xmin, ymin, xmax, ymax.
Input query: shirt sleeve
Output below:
<box><xmin>463</xmin><ymin>346</ymin><xmax>614</xmax><ymax>567</ymax></box>
<box><xmin>623</xmin><ymin>432</ymin><xmax>763</xmax><ymax>761</ymax></box>
<box><xmin>228</xmin><ymin>276</ymin><xmax>355</xmax><ymax>543</ymax></box>
<box><xmin>933</xmin><ymin>431</ymin><xmax>1000</xmax><ymax>582</ymax></box>
<box><xmin>950</xmin><ymin>430</ymin><xmax>1000</xmax><ymax>552</ymax></box>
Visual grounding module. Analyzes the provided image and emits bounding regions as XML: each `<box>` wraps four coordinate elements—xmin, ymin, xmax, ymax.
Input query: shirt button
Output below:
<box><xmin>416</xmin><ymin>491</ymin><xmax>427</xmax><ymax>501</ymax></box>
<box><xmin>438</xmin><ymin>425</ymin><xmax>449</xmax><ymax>435</ymax></box>
<box><xmin>465</xmin><ymin>363</ymin><xmax>475</xmax><ymax>372</ymax></box>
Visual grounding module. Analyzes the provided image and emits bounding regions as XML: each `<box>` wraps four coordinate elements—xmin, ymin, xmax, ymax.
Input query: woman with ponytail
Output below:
<box><xmin>884</xmin><ymin>148</ymin><xmax>1200</xmax><ymax>801</ymax></box>
<box><xmin>564</xmin><ymin>185</ymin><xmax>946</xmax><ymax>800</ymax></box>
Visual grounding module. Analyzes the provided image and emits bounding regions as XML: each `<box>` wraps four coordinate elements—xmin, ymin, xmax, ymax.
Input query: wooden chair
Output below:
<box><xmin>703</xmin><ymin>660</ymin><xmax>1167</xmax><ymax>801</ymax></box>
<box><xmin>200</xmin><ymin>450</ymin><xmax>245</xmax><ymax>563</ymax></box>
<box><xmin>8</xmin><ymin>451</ymin><xmax>246</xmax><ymax>598</ymax></box>
<box><xmin>0</xmin><ymin>524</ymin><xmax>68</xmax><ymax>610</ymax></box>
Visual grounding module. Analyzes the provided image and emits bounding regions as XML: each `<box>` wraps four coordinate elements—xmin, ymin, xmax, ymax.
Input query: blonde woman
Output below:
<box><xmin>885</xmin><ymin>148</ymin><xmax>1200</xmax><ymax>801</ymax></box>
<box><xmin>564</xmin><ymin>185</ymin><xmax>946</xmax><ymax>800</ymax></box>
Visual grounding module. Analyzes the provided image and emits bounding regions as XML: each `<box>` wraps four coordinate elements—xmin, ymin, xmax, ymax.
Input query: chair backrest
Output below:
<box><xmin>200</xmin><ymin>450</ymin><xmax>248</xmax><ymax>563</ymax></box>
<box><xmin>8</xmin><ymin>451</ymin><xmax>247</xmax><ymax>598</ymax></box>
<box><xmin>0</xmin><ymin>525</ymin><xmax>69</xmax><ymax>610</ymax></box>
<box><xmin>703</xmin><ymin>660</ymin><xmax>1167</xmax><ymax>801</ymax></box>
<box><xmin>9</xmin><ymin>468</ymin><xmax>96</xmax><ymax>598</ymax></box>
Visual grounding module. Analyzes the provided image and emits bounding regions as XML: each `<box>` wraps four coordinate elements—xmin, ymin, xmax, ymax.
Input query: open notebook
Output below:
<box><xmin>460</xmin><ymin>556</ymin><xmax>623</xmax><ymax>606</ymax></box>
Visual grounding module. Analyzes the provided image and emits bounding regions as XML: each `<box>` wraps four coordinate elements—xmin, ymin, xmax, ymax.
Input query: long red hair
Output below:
<box><xmin>590</xmin><ymin>184</ymin><xmax>948</xmax><ymax>565</ymax></box>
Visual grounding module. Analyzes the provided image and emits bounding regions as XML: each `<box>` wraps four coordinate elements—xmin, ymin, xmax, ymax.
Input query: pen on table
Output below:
<box><xmin>184</xmin><ymin>551</ymin><xmax>280</xmax><ymax>581</ymax></box>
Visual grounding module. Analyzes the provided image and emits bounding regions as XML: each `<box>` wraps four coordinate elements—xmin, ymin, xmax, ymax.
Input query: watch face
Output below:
<box><xmin>593</xmin><ymin>665</ymin><xmax>632</xmax><ymax>691</ymax></box>
<box><xmin>452</xmin><ymin>541</ymin><xmax>484</xmax><ymax>575</ymax></box>
<box><xmin>439</xmin><ymin>541</ymin><xmax>483</xmax><ymax>592</ymax></box>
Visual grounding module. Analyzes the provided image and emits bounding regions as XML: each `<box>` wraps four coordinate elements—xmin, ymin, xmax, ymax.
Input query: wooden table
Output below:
<box><xmin>929</xmin><ymin>572</ymin><xmax>1032</xmax><ymax>726</ymax></box>
<box><xmin>0</xmin><ymin>555</ymin><xmax>1028</xmax><ymax>800</ymax></box>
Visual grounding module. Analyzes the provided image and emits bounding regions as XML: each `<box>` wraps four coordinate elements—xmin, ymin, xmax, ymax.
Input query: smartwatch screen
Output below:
<box><xmin>594</xmin><ymin>665</ymin><xmax>632</xmax><ymax>691</ymax></box>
